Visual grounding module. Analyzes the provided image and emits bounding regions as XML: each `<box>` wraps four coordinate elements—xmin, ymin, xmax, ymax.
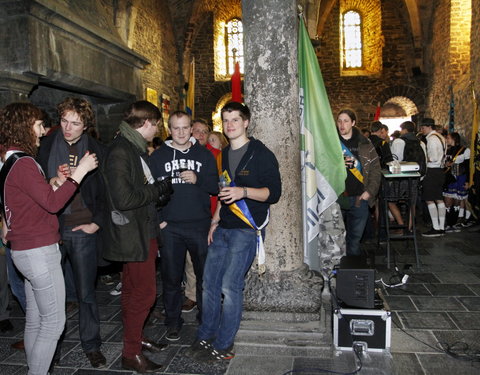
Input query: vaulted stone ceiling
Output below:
<box><xmin>165</xmin><ymin>0</ymin><xmax>437</xmax><ymax>73</ymax></box>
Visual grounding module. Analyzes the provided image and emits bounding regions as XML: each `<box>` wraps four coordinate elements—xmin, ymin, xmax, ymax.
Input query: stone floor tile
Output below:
<box><xmin>391</xmin><ymin>328</ymin><xmax>438</xmax><ymax>353</ymax></box>
<box><xmin>384</xmin><ymin>296</ymin><xmax>416</xmax><ymax>311</ymax></box>
<box><xmin>457</xmin><ymin>256</ymin><xmax>480</xmax><ymax>266</ymax></box>
<box><xmin>397</xmin><ymin>312</ymin><xmax>457</xmax><ymax>330</ymax></box>
<box><xmin>466</xmin><ymin>283</ymin><xmax>480</xmax><ymax>296</ymax></box>
<box><xmin>406</xmin><ymin>272</ymin><xmax>441</xmax><ymax>284</ymax></box>
<box><xmin>383</xmin><ymin>283</ymin><xmax>432</xmax><ymax>296</ymax></box>
<box><xmin>424</xmin><ymin>283</ymin><xmax>476</xmax><ymax>296</ymax></box>
<box><xmin>162</xmin><ymin>349</ymin><xmax>230</xmax><ymax>374</ymax></box>
<box><xmin>0</xmin><ymin>364</ymin><xmax>26</xmax><ymax>375</ymax></box>
<box><xmin>434</xmin><ymin>271</ymin><xmax>480</xmax><ymax>284</ymax></box>
<box><xmin>432</xmin><ymin>330</ymin><xmax>480</xmax><ymax>351</ymax></box>
<box><xmin>410</xmin><ymin>296</ymin><xmax>466</xmax><ymax>311</ymax></box>
<box><xmin>419</xmin><ymin>255</ymin><xmax>461</xmax><ymax>266</ymax></box>
<box><xmin>226</xmin><ymin>355</ymin><xmax>292</xmax><ymax>375</ymax></box>
<box><xmin>293</xmin><ymin>355</ymin><xmax>357</xmax><ymax>375</ymax></box>
<box><xmin>447</xmin><ymin>312</ymin><xmax>480</xmax><ymax>330</ymax></box>
<box><xmin>457</xmin><ymin>296</ymin><xmax>480</xmax><ymax>311</ymax></box>
<box><xmin>417</xmin><ymin>353</ymin><xmax>480</xmax><ymax>375</ymax></box>
<box><xmin>392</xmin><ymin>353</ymin><xmax>424</xmax><ymax>375</ymax></box>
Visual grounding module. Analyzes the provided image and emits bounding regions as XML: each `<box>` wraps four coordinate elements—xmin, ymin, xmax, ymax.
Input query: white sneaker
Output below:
<box><xmin>110</xmin><ymin>282</ymin><xmax>122</xmax><ymax>296</ymax></box>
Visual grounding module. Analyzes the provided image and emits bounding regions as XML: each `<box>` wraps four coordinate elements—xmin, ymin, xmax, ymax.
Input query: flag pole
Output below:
<box><xmin>469</xmin><ymin>82</ymin><xmax>478</xmax><ymax>187</ymax></box>
<box><xmin>298</xmin><ymin>7</ymin><xmax>309</xmax><ymax>266</ymax></box>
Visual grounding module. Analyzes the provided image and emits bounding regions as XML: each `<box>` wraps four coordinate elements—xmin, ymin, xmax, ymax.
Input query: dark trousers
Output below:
<box><xmin>122</xmin><ymin>239</ymin><xmax>157</xmax><ymax>358</ymax></box>
<box><xmin>341</xmin><ymin>197</ymin><xmax>370</xmax><ymax>256</ymax></box>
<box><xmin>60</xmin><ymin>228</ymin><xmax>101</xmax><ymax>353</ymax></box>
<box><xmin>160</xmin><ymin>222</ymin><xmax>209</xmax><ymax>328</ymax></box>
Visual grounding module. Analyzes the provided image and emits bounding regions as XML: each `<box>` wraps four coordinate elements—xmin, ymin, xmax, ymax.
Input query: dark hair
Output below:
<box><xmin>0</xmin><ymin>102</ymin><xmax>43</xmax><ymax>156</ymax></box>
<box><xmin>381</xmin><ymin>124</ymin><xmax>389</xmax><ymax>132</ymax></box>
<box><xmin>57</xmin><ymin>97</ymin><xmax>95</xmax><ymax>129</ymax></box>
<box><xmin>124</xmin><ymin>100</ymin><xmax>161</xmax><ymax>129</ymax></box>
<box><xmin>370</xmin><ymin>121</ymin><xmax>383</xmax><ymax>133</ymax></box>
<box><xmin>448</xmin><ymin>132</ymin><xmax>461</xmax><ymax>146</ymax></box>
<box><xmin>168</xmin><ymin>110</ymin><xmax>191</xmax><ymax>128</ymax></box>
<box><xmin>152</xmin><ymin>136</ymin><xmax>163</xmax><ymax>148</ymax></box>
<box><xmin>221</xmin><ymin>102</ymin><xmax>251</xmax><ymax>121</ymax></box>
<box><xmin>337</xmin><ymin>108</ymin><xmax>356</xmax><ymax>123</ymax></box>
<box><xmin>400</xmin><ymin>121</ymin><xmax>415</xmax><ymax>133</ymax></box>
<box><xmin>360</xmin><ymin>128</ymin><xmax>370</xmax><ymax>136</ymax></box>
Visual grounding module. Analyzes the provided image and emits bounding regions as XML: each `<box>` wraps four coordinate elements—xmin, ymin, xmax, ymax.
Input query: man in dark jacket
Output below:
<box><xmin>186</xmin><ymin>102</ymin><xmax>281</xmax><ymax>362</ymax></box>
<box><xmin>337</xmin><ymin>109</ymin><xmax>381</xmax><ymax>257</ymax></box>
<box><xmin>37</xmin><ymin>97</ymin><xmax>106</xmax><ymax>369</ymax></box>
<box><xmin>102</xmin><ymin>101</ymin><xmax>172</xmax><ymax>373</ymax></box>
<box><xmin>369</xmin><ymin>121</ymin><xmax>393</xmax><ymax>169</ymax></box>
<box><xmin>149</xmin><ymin>111</ymin><xmax>218</xmax><ymax>342</ymax></box>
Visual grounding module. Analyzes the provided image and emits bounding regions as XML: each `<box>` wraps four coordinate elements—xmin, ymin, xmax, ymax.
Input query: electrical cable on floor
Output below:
<box><xmin>392</xmin><ymin>319</ymin><xmax>480</xmax><ymax>363</ymax></box>
<box><xmin>375</xmin><ymin>265</ymin><xmax>410</xmax><ymax>288</ymax></box>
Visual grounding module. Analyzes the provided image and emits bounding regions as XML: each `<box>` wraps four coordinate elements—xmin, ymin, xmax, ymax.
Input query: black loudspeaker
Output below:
<box><xmin>335</xmin><ymin>256</ymin><xmax>375</xmax><ymax>309</ymax></box>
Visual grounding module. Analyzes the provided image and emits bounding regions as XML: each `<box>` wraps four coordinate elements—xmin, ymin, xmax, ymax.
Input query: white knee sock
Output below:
<box><xmin>466</xmin><ymin>209</ymin><xmax>471</xmax><ymax>219</ymax></box>
<box><xmin>428</xmin><ymin>203</ymin><xmax>439</xmax><ymax>230</ymax></box>
<box><xmin>437</xmin><ymin>202</ymin><xmax>446</xmax><ymax>230</ymax></box>
<box><xmin>459</xmin><ymin>207</ymin><xmax>465</xmax><ymax>218</ymax></box>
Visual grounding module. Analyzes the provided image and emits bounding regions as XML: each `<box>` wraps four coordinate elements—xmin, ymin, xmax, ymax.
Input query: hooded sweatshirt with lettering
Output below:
<box><xmin>149</xmin><ymin>137</ymin><xmax>218</xmax><ymax>227</ymax></box>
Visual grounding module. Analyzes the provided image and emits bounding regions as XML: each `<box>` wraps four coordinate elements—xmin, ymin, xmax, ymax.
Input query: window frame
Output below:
<box><xmin>341</xmin><ymin>9</ymin><xmax>364</xmax><ymax>70</ymax></box>
<box><xmin>224</xmin><ymin>17</ymin><xmax>244</xmax><ymax>75</ymax></box>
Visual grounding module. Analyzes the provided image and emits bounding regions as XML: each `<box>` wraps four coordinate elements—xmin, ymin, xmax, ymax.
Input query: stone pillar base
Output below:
<box><xmin>244</xmin><ymin>263</ymin><xmax>323</xmax><ymax>313</ymax></box>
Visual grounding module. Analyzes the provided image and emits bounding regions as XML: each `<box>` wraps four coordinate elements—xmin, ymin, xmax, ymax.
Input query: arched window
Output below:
<box><xmin>342</xmin><ymin>10</ymin><xmax>362</xmax><ymax>69</ymax></box>
<box><xmin>225</xmin><ymin>18</ymin><xmax>244</xmax><ymax>75</ymax></box>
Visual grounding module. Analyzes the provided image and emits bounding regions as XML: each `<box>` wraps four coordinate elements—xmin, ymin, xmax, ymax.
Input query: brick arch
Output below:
<box><xmin>196</xmin><ymin>80</ymin><xmax>244</xmax><ymax>123</ymax></box>
<box><xmin>372</xmin><ymin>85</ymin><xmax>425</xmax><ymax>118</ymax></box>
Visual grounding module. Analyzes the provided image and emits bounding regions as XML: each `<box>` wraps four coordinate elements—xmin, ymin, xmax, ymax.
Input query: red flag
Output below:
<box><xmin>374</xmin><ymin>102</ymin><xmax>381</xmax><ymax>121</ymax></box>
<box><xmin>231</xmin><ymin>62</ymin><xmax>242</xmax><ymax>103</ymax></box>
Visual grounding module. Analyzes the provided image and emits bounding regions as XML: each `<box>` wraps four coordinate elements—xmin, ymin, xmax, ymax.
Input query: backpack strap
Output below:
<box><xmin>0</xmin><ymin>152</ymin><xmax>29</xmax><ymax>219</ymax></box>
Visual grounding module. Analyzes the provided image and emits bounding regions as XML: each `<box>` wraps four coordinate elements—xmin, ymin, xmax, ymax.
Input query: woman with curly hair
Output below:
<box><xmin>0</xmin><ymin>102</ymin><xmax>98</xmax><ymax>375</ymax></box>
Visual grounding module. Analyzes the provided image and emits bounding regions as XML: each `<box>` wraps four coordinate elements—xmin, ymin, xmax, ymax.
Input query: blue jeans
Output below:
<box><xmin>5</xmin><ymin>246</ymin><xmax>26</xmax><ymax>312</ymax></box>
<box><xmin>160</xmin><ymin>222</ymin><xmax>209</xmax><ymax>328</ymax></box>
<box><xmin>341</xmin><ymin>196</ymin><xmax>369</xmax><ymax>256</ymax></box>
<box><xmin>197</xmin><ymin>227</ymin><xmax>257</xmax><ymax>350</ymax></box>
<box><xmin>60</xmin><ymin>228</ymin><xmax>101</xmax><ymax>352</ymax></box>
<box><xmin>11</xmin><ymin>244</ymin><xmax>66</xmax><ymax>375</ymax></box>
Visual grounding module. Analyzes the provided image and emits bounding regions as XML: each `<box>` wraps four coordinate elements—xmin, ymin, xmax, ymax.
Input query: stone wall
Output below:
<box><xmin>130</xmin><ymin>0</ymin><xmax>179</xmax><ymax>109</ymax></box>
<box><xmin>425</xmin><ymin>0</ymin><xmax>475</xmax><ymax>139</ymax></box>
<box><xmin>473</xmin><ymin>0</ymin><xmax>480</xmax><ymax>100</ymax></box>
<box><xmin>318</xmin><ymin>0</ymin><xmax>420</xmax><ymax>128</ymax></box>
<box><xmin>186</xmin><ymin>0</ymin><xmax>243</xmax><ymax>124</ymax></box>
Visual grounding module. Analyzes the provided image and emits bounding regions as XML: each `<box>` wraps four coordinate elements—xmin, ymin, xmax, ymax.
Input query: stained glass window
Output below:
<box><xmin>342</xmin><ymin>11</ymin><xmax>362</xmax><ymax>68</ymax></box>
<box><xmin>226</xmin><ymin>18</ymin><xmax>244</xmax><ymax>74</ymax></box>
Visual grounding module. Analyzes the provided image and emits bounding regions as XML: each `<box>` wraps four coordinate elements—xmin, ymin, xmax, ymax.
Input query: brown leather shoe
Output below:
<box><xmin>181</xmin><ymin>298</ymin><xmax>197</xmax><ymax>312</ymax></box>
<box><xmin>86</xmin><ymin>350</ymin><xmax>107</xmax><ymax>369</ymax></box>
<box><xmin>11</xmin><ymin>339</ymin><xmax>25</xmax><ymax>351</ymax></box>
<box><xmin>141</xmin><ymin>338</ymin><xmax>169</xmax><ymax>353</ymax></box>
<box><xmin>122</xmin><ymin>354</ymin><xmax>162</xmax><ymax>373</ymax></box>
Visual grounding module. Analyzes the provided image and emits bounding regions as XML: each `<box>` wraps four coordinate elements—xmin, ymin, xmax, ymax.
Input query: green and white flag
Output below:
<box><xmin>298</xmin><ymin>17</ymin><xmax>346</xmax><ymax>271</ymax></box>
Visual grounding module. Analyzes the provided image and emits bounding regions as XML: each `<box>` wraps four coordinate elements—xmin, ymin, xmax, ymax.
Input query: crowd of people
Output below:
<box><xmin>1</xmin><ymin>97</ymin><xmax>476</xmax><ymax>374</ymax></box>
<box><xmin>0</xmin><ymin>99</ymin><xmax>281</xmax><ymax>374</ymax></box>
<box><xmin>338</xmin><ymin>108</ymin><xmax>476</xmax><ymax>260</ymax></box>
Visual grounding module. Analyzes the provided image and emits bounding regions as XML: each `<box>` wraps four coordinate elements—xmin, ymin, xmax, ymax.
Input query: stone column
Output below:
<box><xmin>242</xmin><ymin>0</ymin><xmax>322</xmax><ymax>313</ymax></box>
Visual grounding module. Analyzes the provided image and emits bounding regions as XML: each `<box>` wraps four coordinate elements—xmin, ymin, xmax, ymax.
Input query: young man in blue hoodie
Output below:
<box><xmin>149</xmin><ymin>111</ymin><xmax>218</xmax><ymax>341</ymax></box>
<box><xmin>186</xmin><ymin>102</ymin><xmax>281</xmax><ymax>362</ymax></box>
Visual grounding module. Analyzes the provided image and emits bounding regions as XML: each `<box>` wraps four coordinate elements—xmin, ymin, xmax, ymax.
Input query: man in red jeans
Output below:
<box><xmin>102</xmin><ymin>101</ymin><xmax>172</xmax><ymax>373</ymax></box>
